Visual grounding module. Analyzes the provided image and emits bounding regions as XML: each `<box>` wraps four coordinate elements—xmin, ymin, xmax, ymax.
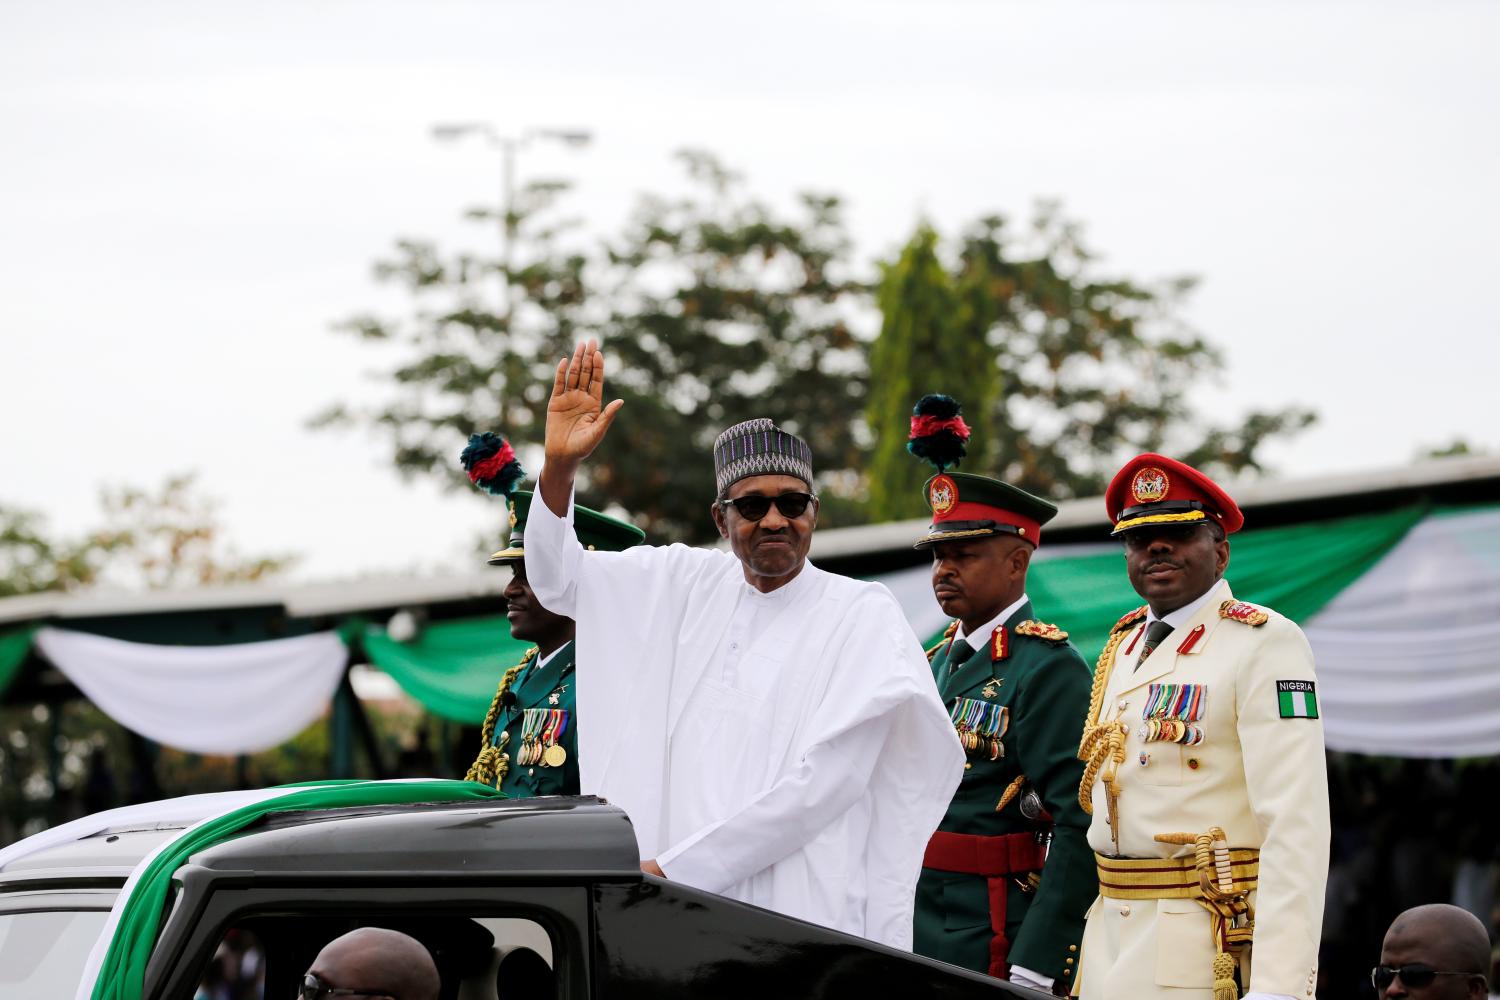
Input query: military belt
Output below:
<box><xmin>1095</xmin><ymin>849</ymin><xmax>1259</xmax><ymax>899</ymax></box>
<box><xmin>924</xmin><ymin>831</ymin><xmax>1046</xmax><ymax>981</ymax></box>
<box><xmin>924</xmin><ymin>830</ymin><xmax>1046</xmax><ymax>876</ymax></box>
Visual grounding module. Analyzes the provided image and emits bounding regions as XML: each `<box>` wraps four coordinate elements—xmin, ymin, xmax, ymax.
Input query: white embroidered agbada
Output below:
<box><xmin>525</xmin><ymin>478</ymin><xmax>963</xmax><ymax>949</ymax></box>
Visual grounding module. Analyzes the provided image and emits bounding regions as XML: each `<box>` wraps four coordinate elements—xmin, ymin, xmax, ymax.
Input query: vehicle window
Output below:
<box><xmin>192</xmin><ymin>927</ymin><xmax>265</xmax><ymax>1000</ymax></box>
<box><xmin>0</xmin><ymin>909</ymin><xmax>113</xmax><ymax>999</ymax></box>
<box><xmin>192</xmin><ymin>914</ymin><xmax>555</xmax><ymax>1000</ymax></box>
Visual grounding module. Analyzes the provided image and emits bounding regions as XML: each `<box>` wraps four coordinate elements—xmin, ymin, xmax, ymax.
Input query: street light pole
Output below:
<box><xmin>431</xmin><ymin>123</ymin><xmax>592</xmax><ymax>319</ymax></box>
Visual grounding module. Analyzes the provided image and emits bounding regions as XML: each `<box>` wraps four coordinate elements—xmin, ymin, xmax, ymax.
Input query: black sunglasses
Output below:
<box><xmin>300</xmin><ymin>973</ymin><xmax>394</xmax><ymax>1000</ymax></box>
<box><xmin>716</xmin><ymin>492</ymin><xmax>817</xmax><ymax>521</ymax></box>
<box><xmin>1370</xmin><ymin>964</ymin><xmax>1477</xmax><ymax>990</ymax></box>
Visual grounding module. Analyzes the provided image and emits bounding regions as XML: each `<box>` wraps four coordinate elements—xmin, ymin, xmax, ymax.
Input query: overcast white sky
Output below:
<box><xmin>2</xmin><ymin>0</ymin><xmax>1497</xmax><ymax>581</ymax></box>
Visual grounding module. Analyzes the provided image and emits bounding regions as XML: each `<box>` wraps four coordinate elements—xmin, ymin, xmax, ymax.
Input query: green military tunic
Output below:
<box><xmin>479</xmin><ymin>640</ymin><xmax>580</xmax><ymax>797</ymax></box>
<box><xmin>914</xmin><ymin>601</ymin><xmax>1097</xmax><ymax>988</ymax></box>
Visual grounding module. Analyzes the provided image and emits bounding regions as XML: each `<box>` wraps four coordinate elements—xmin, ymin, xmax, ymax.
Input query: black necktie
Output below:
<box><xmin>1137</xmin><ymin>620</ymin><xmax>1174</xmax><ymax>669</ymax></box>
<box><xmin>947</xmin><ymin>640</ymin><xmax>977</xmax><ymax>672</ymax></box>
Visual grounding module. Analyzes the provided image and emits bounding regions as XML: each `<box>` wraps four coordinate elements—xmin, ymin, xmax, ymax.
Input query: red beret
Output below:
<box><xmin>1104</xmin><ymin>454</ymin><xmax>1244</xmax><ymax>536</ymax></box>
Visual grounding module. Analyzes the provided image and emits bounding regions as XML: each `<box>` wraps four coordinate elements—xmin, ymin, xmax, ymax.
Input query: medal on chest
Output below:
<box><xmin>950</xmin><ymin>696</ymin><xmax>1009</xmax><ymax>761</ymax></box>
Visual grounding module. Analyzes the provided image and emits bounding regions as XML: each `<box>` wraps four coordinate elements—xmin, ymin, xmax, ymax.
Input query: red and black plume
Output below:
<box><xmin>907</xmin><ymin>394</ymin><xmax>971</xmax><ymax>472</ymax></box>
<box><xmin>460</xmin><ymin>432</ymin><xmax>525</xmax><ymax>497</ymax></box>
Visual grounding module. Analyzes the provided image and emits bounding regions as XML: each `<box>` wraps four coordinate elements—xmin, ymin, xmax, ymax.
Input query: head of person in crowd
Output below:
<box><xmin>1105</xmin><ymin>454</ymin><xmax>1243</xmax><ymax>617</ymax></box>
<box><xmin>300</xmin><ymin>927</ymin><xmax>439</xmax><ymax>1000</ymax></box>
<box><xmin>488</xmin><ymin>491</ymin><xmax>644</xmax><ymax>656</ymax></box>
<box><xmin>915</xmin><ymin>472</ymin><xmax>1058</xmax><ymax>634</ymax></box>
<box><xmin>1373</xmin><ymin>903</ymin><xmax>1490</xmax><ymax>999</ymax></box>
<box><xmin>710</xmin><ymin>418</ymin><xmax>818</xmax><ymax>592</ymax></box>
<box><xmin>464</xmin><ymin>431</ymin><xmax>643</xmax><ymax>655</ymax></box>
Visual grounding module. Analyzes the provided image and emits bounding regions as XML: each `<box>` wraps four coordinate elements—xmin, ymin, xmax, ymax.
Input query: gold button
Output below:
<box><xmin>1118</xmin><ymin>904</ymin><xmax>1131</xmax><ymax>916</ymax></box>
<box><xmin>1065</xmin><ymin>958</ymin><xmax>1074</xmax><ymax>965</ymax></box>
<box><xmin>1062</xmin><ymin>968</ymin><xmax>1072</xmax><ymax>977</ymax></box>
<box><xmin>965</xmin><ymin>763</ymin><xmax>973</xmax><ymax>770</ymax></box>
<box><xmin>1069</xmin><ymin>945</ymin><xmax>1078</xmax><ymax>952</ymax></box>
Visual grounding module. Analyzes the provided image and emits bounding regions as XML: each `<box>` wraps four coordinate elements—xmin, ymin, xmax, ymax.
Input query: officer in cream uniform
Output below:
<box><xmin>1075</xmin><ymin>455</ymin><xmax>1329</xmax><ymax>1000</ymax></box>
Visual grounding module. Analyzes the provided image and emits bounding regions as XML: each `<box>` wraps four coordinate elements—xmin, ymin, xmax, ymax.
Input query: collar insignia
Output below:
<box><xmin>991</xmin><ymin>626</ymin><xmax>1009</xmax><ymax>661</ymax></box>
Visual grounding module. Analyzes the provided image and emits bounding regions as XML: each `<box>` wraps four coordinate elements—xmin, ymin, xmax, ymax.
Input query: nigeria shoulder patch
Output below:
<box><xmin>1277</xmin><ymin>680</ymin><xmax>1319</xmax><ymax>719</ymax></box>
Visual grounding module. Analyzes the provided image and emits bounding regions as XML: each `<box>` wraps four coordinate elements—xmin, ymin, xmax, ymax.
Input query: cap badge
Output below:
<box><xmin>509</xmin><ymin>506</ymin><xmax>519</xmax><ymax>530</ymax></box>
<box><xmin>929</xmin><ymin>474</ymin><xmax>958</xmax><ymax>516</ymax></box>
<box><xmin>1130</xmin><ymin>466</ymin><xmax>1170</xmax><ymax>504</ymax></box>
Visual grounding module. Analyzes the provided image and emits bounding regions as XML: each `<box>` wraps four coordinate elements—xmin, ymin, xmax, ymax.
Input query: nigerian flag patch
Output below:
<box><xmin>1277</xmin><ymin>680</ymin><xmax>1319</xmax><ymax>719</ymax></box>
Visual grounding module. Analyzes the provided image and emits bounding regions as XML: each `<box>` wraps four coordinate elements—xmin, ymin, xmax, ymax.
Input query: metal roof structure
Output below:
<box><xmin>2</xmin><ymin>453</ymin><xmax>1497</xmax><ymax>629</ymax></box>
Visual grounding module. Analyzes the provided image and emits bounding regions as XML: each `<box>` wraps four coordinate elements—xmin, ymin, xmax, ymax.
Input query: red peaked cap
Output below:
<box><xmin>1104</xmin><ymin>453</ymin><xmax>1244</xmax><ymax>537</ymax></box>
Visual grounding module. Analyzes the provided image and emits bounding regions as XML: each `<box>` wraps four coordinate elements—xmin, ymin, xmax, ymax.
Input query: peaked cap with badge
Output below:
<box><xmin>1105</xmin><ymin>453</ymin><xmax>1244</xmax><ymax>537</ymax></box>
<box><xmin>460</xmin><ymin>431</ymin><xmax>643</xmax><ymax>800</ymax></box>
<box><xmin>488</xmin><ymin>491</ymin><xmax>644</xmax><ymax>565</ymax></box>
<box><xmin>906</xmin><ymin>395</ymin><xmax>1096</xmax><ymax>988</ymax></box>
<box><xmin>1074</xmin><ymin>453</ymin><xmax>1329</xmax><ymax>1000</ymax></box>
<box><xmin>916</xmin><ymin>473</ymin><xmax>1060</xmax><ymax>550</ymax></box>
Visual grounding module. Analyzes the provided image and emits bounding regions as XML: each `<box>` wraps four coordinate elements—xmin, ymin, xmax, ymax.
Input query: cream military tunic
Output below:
<box><xmin>1077</xmin><ymin>579</ymin><xmax>1329</xmax><ymax>1000</ymax></box>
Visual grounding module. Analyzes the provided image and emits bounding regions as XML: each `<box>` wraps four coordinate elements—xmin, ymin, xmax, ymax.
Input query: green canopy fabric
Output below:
<box><xmin>362</xmin><ymin>616</ymin><xmax>535</xmax><ymax>722</ymax></box>
<box><xmin>1021</xmin><ymin>504</ymin><xmax>1427</xmax><ymax>661</ymax></box>
<box><xmin>0</xmin><ymin>626</ymin><xmax>35</xmax><ymax>701</ymax></box>
<box><xmin>90</xmin><ymin>779</ymin><xmax>506</xmax><ymax>1000</ymax></box>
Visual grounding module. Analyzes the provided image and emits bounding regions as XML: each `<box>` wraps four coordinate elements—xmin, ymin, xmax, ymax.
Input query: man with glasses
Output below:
<box><xmin>1373</xmin><ymin>903</ymin><xmax>1491</xmax><ymax>999</ymax></box>
<box><xmin>520</xmin><ymin>340</ymin><xmax>962</xmax><ymax>949</ymax></box>
<box><xmin>300</xmin><ymin>927</ymin><xmax>438</xmax><ymax>1000</ymax></box>
<box><xmin>1074</xmin><ymin>454</ymin><xmax>1329</xmax><ymax>1000</ymax></box>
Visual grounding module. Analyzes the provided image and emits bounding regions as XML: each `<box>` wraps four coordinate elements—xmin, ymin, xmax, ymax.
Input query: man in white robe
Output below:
<box><xmin>523</xmin><ymin>340</ymin><xmax>963</xmax><ymax>950</ymax></box>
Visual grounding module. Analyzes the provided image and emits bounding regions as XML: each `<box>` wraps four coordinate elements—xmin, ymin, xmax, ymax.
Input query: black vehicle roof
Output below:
<box><xmin>192</xmin><ymin>795</ymin><xmax>640</xmax><ymax>878</ymax></box>
<box><xmin>1</xmin><ymin>796</ymin><xmax>640</xmax><ymax>888</ymax></box>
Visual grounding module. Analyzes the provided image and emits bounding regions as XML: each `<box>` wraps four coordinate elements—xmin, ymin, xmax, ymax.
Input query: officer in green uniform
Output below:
<box><xmin>911</xmin><ymin>470</ymin><xmax>1097</xmax><ymax>994</ymax></box>
<box><xmin>464</xmin><ymin>491</ymin><xmax>643</xmax><ymax>796</ymax></box>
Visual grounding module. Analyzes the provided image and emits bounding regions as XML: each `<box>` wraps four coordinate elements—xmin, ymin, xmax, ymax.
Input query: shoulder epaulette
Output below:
<box><xmin>926</xmin><ymin>620</ymin><xmax>960</xmax><ymax>662</ymax></box>
<box><xmin>1015</xmin><ymin>619</ymin><xmax>1069</xmax><ymax>643</ymax></box>
<box><xmin>1219</xmin><ymin>600</ymin><xmax>1270</xmax><ymax>626</ymax></box>
<box><xmin>1111</xmin><ymin>606</ymin><xmax>1149</xmax><ymax>633</ymax></box>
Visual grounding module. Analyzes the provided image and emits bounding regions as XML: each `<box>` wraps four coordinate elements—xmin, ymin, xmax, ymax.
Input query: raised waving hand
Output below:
<box><xmin>540</xmin><ymin>339</ymin><xmax>623</xmax><ymax>514</ymax></box>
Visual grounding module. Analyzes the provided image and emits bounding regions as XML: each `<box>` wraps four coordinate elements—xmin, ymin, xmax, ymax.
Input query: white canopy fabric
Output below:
<box><xmin>34</xmin><ymin>628</ymin><xmax>347</xmax><ymax>755</ymax></box>
<box><xmin>1305</xmin><ymin>507</ymin><xmax>1500</xmax><ymax>758</ymax></box>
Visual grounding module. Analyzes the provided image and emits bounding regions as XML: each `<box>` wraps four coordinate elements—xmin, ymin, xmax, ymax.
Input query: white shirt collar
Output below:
<box><xmin>534</xmin><ymin>640</ymin><xmax>571</xmax><ymax>671</ymax></box>
<box><xmin>744</xmin><ymin>560</ymin><xmax>819</xmax><ymax>603</ymax></box>
<box><xmin>1146</xmin><ymin>578</ymin><xmax>1227</xmax><ymax>631</ymax></box>
<box><xmin>956</xmin><ymin>593</ymin><xmax>1031</xmax><ymax>652</ymax></box>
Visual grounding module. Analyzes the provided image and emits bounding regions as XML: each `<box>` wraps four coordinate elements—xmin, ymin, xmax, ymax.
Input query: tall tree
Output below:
<box><xmin>320</xmin><ymin>152</ymin><xmax>870</xmax><ymax>544</ymax></box>
<box><xmin>595</xmin><ymin>152</ymin><xmax>868</xmax><ymax>542</ymax></box>
<box><xmin>868</xmin><ymin>208</ymin><xmax>1315</xmax><ymax>503</ymax></box>
<box><xmin>864</xmin><ymin>227</ymin><xmax>998</xmax><ymax>521</ymax></box>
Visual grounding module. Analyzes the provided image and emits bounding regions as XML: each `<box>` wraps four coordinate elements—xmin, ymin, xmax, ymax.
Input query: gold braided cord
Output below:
<box><xmin>1077</xmin><ymin>623</ymin><xmax>1134</xmax><ymax>815</ymax></box>
<box><xmin>994</xmin><ymin>774</ymin><xmax>1027</xmax><ymax>813</ymax></box>
<box><xmin>1151</xmin><ymin>827</ymin><xmax>1253</xmax><ymax>1000</ymax></box>
<box><xmin>926</xmin><ymin>620</ymin><xmax>960</xmax><ymax>663</ymax></box>
<box><xmin>464</xmin><ymin>646</ymin><xmax>539</xmax><ymax>787</ymax></box>
<box><xmin>1111</xmin><ymin>510</ymin><xmax>1207</xmax><ymax>533</ymax></box>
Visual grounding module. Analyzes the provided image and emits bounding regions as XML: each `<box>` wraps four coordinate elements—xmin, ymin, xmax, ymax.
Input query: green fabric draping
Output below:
<box><xmin>91</xmin><ymin>779</ymin><xmax>507</xmax><ymax>1000</ymax></box>
<box><xmin>362</xmin><ymin>616</ymin><xmax>534</xmax><ymax>722</ymax></box>
<box><xmin>0</xmin><ymin>626</ymin><xmax>35</xmax><ymax>701</ymax></box>
<box><xmin>1018</xmin><ymin>504</ymin><xmax>1428</xmax><ymax>661</ymax></box>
